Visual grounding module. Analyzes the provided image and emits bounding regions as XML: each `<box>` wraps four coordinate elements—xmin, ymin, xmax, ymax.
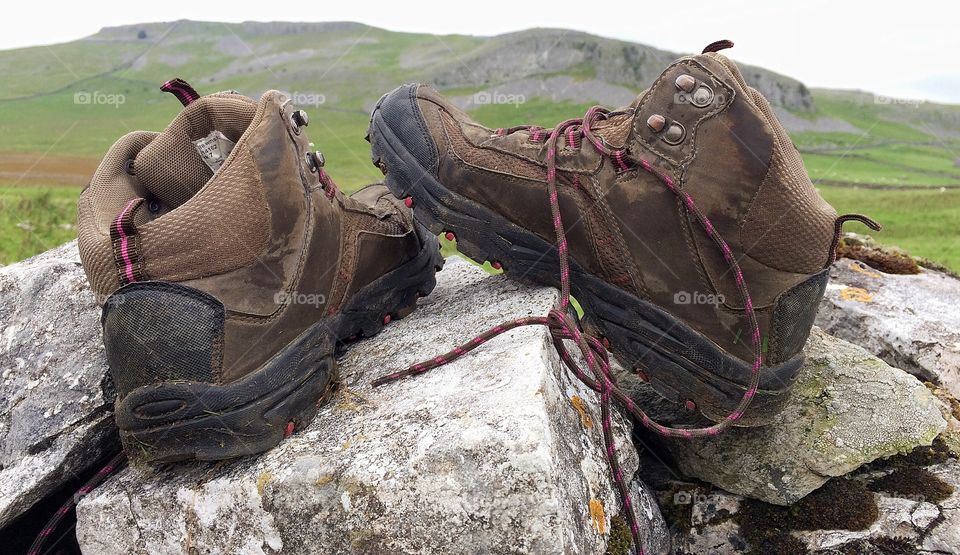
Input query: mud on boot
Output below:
<box><xmin>78</xmin><ymin>82</ymin><xmax>442</xmax><ymax>463</ymax></box>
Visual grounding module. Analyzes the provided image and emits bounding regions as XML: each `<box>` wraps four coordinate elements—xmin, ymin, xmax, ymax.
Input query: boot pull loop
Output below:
<box><xmin>702</xmin><ymin>39</ymin><xmax>735</xmax><ymax>54</ymax></box>
<box><xmin>827</xmin><ymin>213</ymin><xmax>883</xmax><ymax>264</ymax></box>
<box><xmin>111</xmin><ymin>198</ymin><xmax>148</xmax><ymax>285</ymax></box>
<box><xmin>160</xmin><ymin>78</ymin><xmax>200</xmax><ymax>107</ymax></box>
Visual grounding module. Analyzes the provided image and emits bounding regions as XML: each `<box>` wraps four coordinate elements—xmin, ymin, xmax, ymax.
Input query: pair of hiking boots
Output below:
<box><xmin>78</xmin><ymin>43</ymin><xmax>863</xmax><ymax>467</ymax></box>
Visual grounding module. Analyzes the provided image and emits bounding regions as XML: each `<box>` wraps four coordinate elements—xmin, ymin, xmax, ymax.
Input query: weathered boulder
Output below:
<box><xmin>671</xmin><ymin>444</ymin><xmax>959</xmax><ymax>553</ymax></box>
<box><xmin>634</xmin><ymin>328</ymin><xmax>946</xmax><ymax>506</ymax></box>
<box><xmin>817</xmin><ymin>256</ymin><xmax>960</xmax><ymax>400</ymax></box>
<box><xmin>0</xmin><ymin>241</ymin><xmax>118</xmax><ymax>527</ymax></box>
<box><xmin>75</xmin><ymin>257</ymin><xmax>669</xmax><ymax>554</ymax></box>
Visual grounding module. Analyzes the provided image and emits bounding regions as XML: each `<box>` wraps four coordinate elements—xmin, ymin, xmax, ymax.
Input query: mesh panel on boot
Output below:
<box><xmin>139</xmin><ymin>143</ymin><xmax>270</xmax><ymax>283</ymax></box>
<box><xmin>767</xmin><ymin>269</ymin><xmax>830</xmax><ymax>364</ymax></box>
<box><xmin>740</xmin><ymin>89</ymin><xmax>837</xmax><ymax>274</ymax></box>
<box><xmin>102</xmin><ymin>282</ymin><xmax>224</xmax><ymax>397</ymax></box>
<box><xmin>134</xmin><ymin>94</ymin><xmax>257</xmax><ymax>209</ymax></box>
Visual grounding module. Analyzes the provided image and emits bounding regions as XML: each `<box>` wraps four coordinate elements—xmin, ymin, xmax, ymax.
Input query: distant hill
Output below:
<box><xmin>0</xmin><ymin>20</ymin><xmax>956</xmax><ymax>164</ymax></box>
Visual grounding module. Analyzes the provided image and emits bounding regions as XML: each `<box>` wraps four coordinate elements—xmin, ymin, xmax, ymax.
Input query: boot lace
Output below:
<box><xmin>373</xmin><ymin>106</ymin><xmax>764</xmax><ymax>553</ymax></box>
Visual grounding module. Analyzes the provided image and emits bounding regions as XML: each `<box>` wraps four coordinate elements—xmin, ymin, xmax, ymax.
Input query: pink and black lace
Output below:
<box><xmin>373</xmin><ymin>105</ymin><xmax>766</xmax><ymax>553</ymax></box>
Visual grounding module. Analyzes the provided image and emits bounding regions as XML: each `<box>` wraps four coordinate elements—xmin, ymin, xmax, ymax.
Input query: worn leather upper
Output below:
<box><xmin>400</xmin><ymin>51</ymin><xmax>838</xmax><ymax>363</ymax></box>
<box><xmin>79</xmin><ymin>90</ymin><xmax>420</xmax><ymax>382</ymax></box>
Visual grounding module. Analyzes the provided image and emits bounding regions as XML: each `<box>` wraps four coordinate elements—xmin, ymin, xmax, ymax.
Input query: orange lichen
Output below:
<box><xmin>839</xmin><ymin>286</ymin><xmax>873</xmax><ymax>302</ymax></box>
<box><xmin>571</xmin><ymin>395</ymin><xmax>594</xmax><ymax>429</ymax></box>
<box><xmin>256</xmin><ymin>471</ymin><xmax>273</xmax><ymax>496</ymax></box>
<box><xmin>589</xmin><ymin>499</ymin><xmax>606</xmax><ymax>535</ymax></box>
<box><xmin>848</xmin><ymin>262</ymin><xmax>882</xmax><ymax>279</ymax></box>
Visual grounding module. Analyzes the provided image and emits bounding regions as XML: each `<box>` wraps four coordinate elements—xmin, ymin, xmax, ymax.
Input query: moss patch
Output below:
<box><xmin>656</xmin><ymin>484</ymin><xmax>700</xmax><ymax>536</ymax></box>
<box><xmin>862</xmin><ymin>437</ymin><xmax>954</xmax><ymax>472</ymax></box>
<box><xmin>828</xmin><ymin>535</ymin><xmax>919</xmax><ymax>554</ymax></box>
<box><xmin>836</xmin><ymin>241</ymin><xmax>920</xmax><ymax>274</ymax></box>
<box><xmin>868</xmin><ymin>467</ymin><xmax>954</xmax><ymax>503</ymax></box>
<box><xmin>733</xmin><ymin>478</ymin><xmax>878</xmax><ymax>553</ymax></box>
<box><xmin>605</xmin><ymin>515</ymin><xmax>632</xmax><ymax>555</ymax></box>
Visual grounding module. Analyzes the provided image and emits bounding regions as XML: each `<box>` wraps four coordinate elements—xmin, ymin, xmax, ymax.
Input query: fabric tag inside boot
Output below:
<box><xmin>193</xmin><ymin>130</ymin><xmax>236</xmax><ymax>172</ymax></box>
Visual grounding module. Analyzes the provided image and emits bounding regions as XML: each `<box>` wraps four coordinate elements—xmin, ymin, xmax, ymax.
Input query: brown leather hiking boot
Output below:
<box><xmin>78</xmin><ymin>81</ymin><xmax>442</xmax><ymax>463</ymax></box>
<box><xmin>367</xmin><ymin>42</ymin><xmax>876</xmax><ymax>427</ymax></box>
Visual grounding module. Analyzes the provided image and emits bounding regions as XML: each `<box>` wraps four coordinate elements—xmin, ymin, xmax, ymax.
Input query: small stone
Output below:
<box><xmin>911</xmin><ymin>502</ymin><xmax>940</xmax><ymax>528</ymax></box>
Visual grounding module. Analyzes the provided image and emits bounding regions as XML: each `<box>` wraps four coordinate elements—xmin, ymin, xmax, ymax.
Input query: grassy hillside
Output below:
<box><xmin>1</xmin><ymin>20</ymin><xmax>958</xmax><ymax>268</ymax></box>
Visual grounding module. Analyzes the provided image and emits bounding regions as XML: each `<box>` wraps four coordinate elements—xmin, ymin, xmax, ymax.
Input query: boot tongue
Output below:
<box><xmin>133</xmin><ymin>93</ymin><xmax>256</xmax><ymax>210</ymax></box>
<box><xmin>588</xmin><ymin>90</ymin><xmax>648</xmax><ymax>149</ymax></box>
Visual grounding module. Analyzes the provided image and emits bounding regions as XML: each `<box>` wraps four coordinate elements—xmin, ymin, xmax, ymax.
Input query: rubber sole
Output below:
<box><xmin>115</xmin><ymin>223</ymin><xmax>444</xmax><ymax>463</ymax></box>
<box><xmin>368</xmin><ymin>100</ymin><xmax>800</xmax><ymax>427</ymax></box>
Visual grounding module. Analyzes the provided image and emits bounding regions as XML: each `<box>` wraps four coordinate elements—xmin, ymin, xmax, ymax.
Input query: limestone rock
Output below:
<box><xmin>817</xmin><ymin>257</ymin><xmax>960</xmax><ymax>400</ymax></box>
<box><xmin>0</xmin><ymin>241</ymin><xmax>118</xmax><ymax>527</ymax></box>
<box><xmin>674</xmin><ymin>457</ymin><xmax>960</xmax><ymax>553</ymax></box>
<box><xmin>76</xmin><ymin>258</ymin><xmax>669</xmax><ymax>554</ymax></box>
<box><xmin>660</xmin><ymin>328</ymin><xmax>946</xmax><ymax>505</ymax></box>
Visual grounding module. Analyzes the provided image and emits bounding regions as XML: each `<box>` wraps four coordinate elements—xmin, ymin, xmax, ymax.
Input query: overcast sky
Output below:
<box><xmin>5</xmin><ymin>0</ymin><xmax>958</xmax><ymax>103</ymax></box>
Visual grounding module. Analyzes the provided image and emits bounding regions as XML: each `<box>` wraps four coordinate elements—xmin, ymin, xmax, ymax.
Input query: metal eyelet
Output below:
<box><xmin>675</xmin><ymin>74</ymin><xmax>696</xmax><ymax>93</ymax></box>
<box><xmin>646</xmin><ymin>114</ymin><xmax>666</xmax><ymax>132</ymax></box>
<box><xmin>662</xmin><ymin>122</ymin><xmax>686</xmax><ymax>145</ymax></box>
<box><xmin>305</xmin><ymin>151</ymin><xmax>325</xmax><ymax>173</ymax></box>
<box><xmin>290</xmin><ymin>109</ymin><xmax>309</xmax><ymax>135</ymax></box>
<box><xmin>690</xmin><ymin>84</ymin><xmax>715</xmax><ymax>108</ymax></box>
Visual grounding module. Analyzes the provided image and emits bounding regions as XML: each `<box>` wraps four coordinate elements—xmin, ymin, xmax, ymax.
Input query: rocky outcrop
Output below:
<box><xmin>624</xmin><ymin>328</ymin><xmax>946</xmax><ymax>506</ymax></box>
<box><xmin>669</xmin><ymin>445</ymin><xmax>959</xmax><ymax>553</ymax></box>
<box><xmin>427</xmin><ymin>29</ymin><xmax>816</xmax><ymax>112</ymax></box>
<box><xmin>75</xmin><ymin>258</ymin><xmax>669</xmax><ymax>555</ymax></box>
<box><xmin>0</xmin><ymin>241</ymin><xmax>118</xmax><ymax>528</ymax></box>
<box><xmin>5</xmin><ymin>236</ymin><xmax>960</xmax><ymax>554</ymax></box>
<box><xmin>818</xmin><ymin>256</ymin><xmax>960</xmax><ymax>399</ymax></box>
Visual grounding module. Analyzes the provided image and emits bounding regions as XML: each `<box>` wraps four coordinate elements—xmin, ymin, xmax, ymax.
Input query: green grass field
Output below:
<box><xmin>0</xmin><ymin>186</ymin><xmax>78</xmax><ymax>263</ymax></box>
<box><xmin>819</xmin><ymin>186</ymin><xmax>960</xmax><ymax>269</ymax></box>
<box><xmin>2</xmin><ymin>95</ymin><xmax>959</xmax><ymax>268</ymax></box>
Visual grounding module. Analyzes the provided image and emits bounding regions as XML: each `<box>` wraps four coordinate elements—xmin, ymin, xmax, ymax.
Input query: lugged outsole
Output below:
<box><xmin>367</xmin><ymin>102</ymin><xmax>800</xmax><ymax>427</ymax></box>
<box><xmin>117</xmin><ymin>223</ymin><xmax>444</xmax><ymax>463</ymax></box>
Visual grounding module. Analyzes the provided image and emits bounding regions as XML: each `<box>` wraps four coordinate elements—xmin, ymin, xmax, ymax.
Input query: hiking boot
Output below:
<box><xmin>367</xmin><ymin>43</ymin><xmax>872</xmax><ymax>426</ymax></box>
<box><xmin>78</xmin><ymin>81</ymin><xmax>442</xmax><ymax>463</ymax></box>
